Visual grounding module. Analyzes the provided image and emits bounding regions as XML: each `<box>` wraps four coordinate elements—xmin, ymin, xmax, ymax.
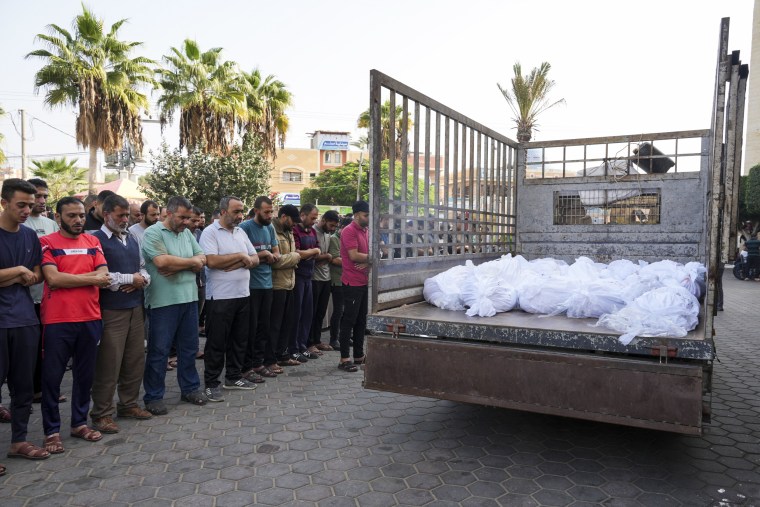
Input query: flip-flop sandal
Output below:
<box><xmin>0</xmin><ymin>464</ymin><xmax>5</xmax><ymax>476</ymax></box>
<box><xmin>353</xmin><ymin>356</ymin><xmax>366</xmax><ymax>365</ymax></box>
<box><xmin>7</xmin><ymin>442</ymin><xmax>50</xmax><ymax>460</ymax></box>
<box><xmin>70</xmin><ymin>426</ymin><xmax>103</xmax><ymax>442</ymax></box>
<box><xmin>268</xmin><ymin>366</ymin><xmax>284</xmax><ymax>374</ymax></box>
<box><xmin>43</xmin><ymin>435</ymin><xmax>65</xmax><ymax>454</ymax></box>
<box><xmin>0</xmin><ymin>406</ymin><xmax>10</xmax><ymax>423</ymax></box>
<box><xmin>338</xmin><ymin>362</ymin><xmax>358</xmax><ymax>372</ymax></box>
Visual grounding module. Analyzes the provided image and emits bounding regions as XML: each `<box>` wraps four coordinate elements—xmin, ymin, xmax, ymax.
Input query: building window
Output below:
<box><xmin>310</xmin><ymin>173</ymin><xmax>317</xmax><ymax>180</ymax></box>
<box><xmin>324</xmin><ymin>151</ymin><xmax>342</xmax><ymax>165</ymax></box>
<box><xmin>282</xmin><ymin>170</ymin><xmax>303</xmax><ymax>183</ymax></box>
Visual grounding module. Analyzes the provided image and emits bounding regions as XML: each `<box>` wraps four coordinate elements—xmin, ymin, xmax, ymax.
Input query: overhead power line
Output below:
<box><xmin>29</xmin><ymin>115</ymin><xmax>77</xmax><ymax>139</ymax></box>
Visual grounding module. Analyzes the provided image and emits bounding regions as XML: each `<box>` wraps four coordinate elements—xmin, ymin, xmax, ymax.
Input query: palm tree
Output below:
<box><xmin>27</xmin><ymin>6</ymin><xmax>155</xmax><ymax>193</ymax></box>
<box><xmin>239</xmin><ymin>68</ymin><xmax>293</xmax><ymax>158</ymax></box>
<box><xmin>157</xmin><ymin>39</ymin><xmax>247</xmax><ymax>154</ymax></box>
<box><xmin>351</xmin><ymin>135</ymin><xmax>369</xmax><ymax>151</ymax></box>
<box><xmin>31</xmin><ymin>157</ymin><xmax>87</xmax><ymax>206</ymax></box>
<box><xmin>497</xmin><ymin>62</ymin><xmax>565</xmax><ymax>142</ymax></box>
<box><xmin>0</xmin><ymin>105</ymin><xmax>6</xmax><ymax>166</ymax></box>
<box><xmin>357</xmin><ymin>100</ymin><xmax>412</xmax><ymax>160</ymax></box>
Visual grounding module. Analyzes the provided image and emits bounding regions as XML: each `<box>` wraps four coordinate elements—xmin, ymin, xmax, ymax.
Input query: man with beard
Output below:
<box><xmin>90</xmin><ymin>195</ymin><xmax>152</xmax><ymax>434</ymax></box>
<box><xmin>240</xmin><ymin>196</ymin><xmax>281</xmax><ymax>380</ymax></box>
<box><xmin>128</xmin><ymin>202</ymin><xmax>143</xmax><ymax>227</ymax></box>
<box><xmin>0</xmin><ymin>179</ymin><xmax>50</xmax><ymax>472</ymax></box>
<box><xmin>199</xmin><ymin>196</ymin><xmax>259</xmax><ymax>401</ymax></box>
<box><xmin>270</xmin><ymin>205</ymin><xmax>305</xmax><ymax>367</ymax></box>
<box><xmin>128</xmin><ymin>200</ymin><xmax>159</xmax><ymax>248</ymax></box>
<box><xmin>291</xmin><ymin>204</ymin><xmax>322</xmax><ymax>362</ymax></box>
<box><xmin>308</xmin><ymin>210</ymin><xmax>339</xmax><ymax>355</ymax></box>
<box><xmin>40</xmin><ymin>197</ymin><xmax>112</xmax><ymax>453</ymax></box>
<box><xmin>141</xmin><ymin>196</ymin><xmax>208</xmax><ymax>414</ymax></box>
<box><xmin>84</xmin><ymin>190</ymin><xmax>116</xmax><ymax>233</ymax></box>
<box><xmin>337</xmin><ymin>201</ymin><xmax>371</xmax><ymax>373</ymax></box>
<box><xmin>21</xmin><ymin>178</ymin><xmax>60</xmax><ymax>407</ymax></box>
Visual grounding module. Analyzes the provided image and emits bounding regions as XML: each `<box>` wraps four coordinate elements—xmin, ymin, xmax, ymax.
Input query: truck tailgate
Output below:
<box><xmin>365</xmin><ymin>335</ymin><xmax>706</xmax><ymax>434</ymax></box>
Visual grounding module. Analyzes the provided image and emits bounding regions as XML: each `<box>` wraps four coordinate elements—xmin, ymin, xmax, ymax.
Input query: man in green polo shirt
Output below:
<box><xmin>141</xmin><ymin>196</ymin><xmax>208</xmax><ymax>414</ymax></box>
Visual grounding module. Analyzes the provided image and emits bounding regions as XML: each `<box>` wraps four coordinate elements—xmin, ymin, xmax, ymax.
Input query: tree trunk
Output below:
<box><xmin>517</xmin><ymin>129</ymin><xmax>532</xmax><ymax>143</ymax></box>
<box><xmin>88</xmin><ymin>145</ymin><xmax>98</xmax><ymax>194</ymax></box>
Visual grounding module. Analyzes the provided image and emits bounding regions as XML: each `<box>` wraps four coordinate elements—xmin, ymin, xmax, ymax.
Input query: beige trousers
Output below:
<box><xmin>90</xmin><ymin>306</ymin><xmax>145</xmax><ymax>419</ymax></box>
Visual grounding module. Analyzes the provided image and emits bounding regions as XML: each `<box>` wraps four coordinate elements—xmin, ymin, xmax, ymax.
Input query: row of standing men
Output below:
<box><xmin>0</xmin><ymin>177</ymin><xmax>370</xmax><ymax>474</ymax></box>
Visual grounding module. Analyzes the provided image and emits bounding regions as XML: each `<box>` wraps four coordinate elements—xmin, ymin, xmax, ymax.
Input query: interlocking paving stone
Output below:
<box><xmin>2</xmin><ymin>273</ymin><xmax>760</xmax><ymax>505</ymax></box>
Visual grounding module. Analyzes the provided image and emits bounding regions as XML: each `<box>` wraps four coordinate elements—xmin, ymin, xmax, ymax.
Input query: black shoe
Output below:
<box><xmin>329</xmin><ymin>340</ymin><xmax>340</xmax><ymax>350</ymax></box>
<box><xmin>302</xmin><ymin>351</ymin><xmax>320</xmax><ymax>360</ymax></box>
<box><xmin>292</xmin><ymin>353</ymin><xmax>308</xmax><ymax>363</ymax></box>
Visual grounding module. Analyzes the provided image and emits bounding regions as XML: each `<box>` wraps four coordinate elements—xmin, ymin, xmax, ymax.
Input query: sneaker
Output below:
<box><xmin>204</xmin><ymin>386</ymin><xmax>226</xmax><ymax>402</ymax></box>
<box><xmin>292</xmin><ymin>353</ymin><xmax>309</xmax><ymax>363</ymax></box>
<box><xmin>223</xmin><ymin>378</ymin><xmax>258</xmax><ymax>390</ymax></box>
<box><xmin>145</xmin><ymin>400</ymin><xmax>168</xmax><ymax>415</ymax></box>
<box><xmin>180</xmin><ymin>390</ymin><xmax>208</xmax><ymax>405</ymax></box>
<box><xmin>302</xmin><ymin>351</ymin><xmax>320</xmax><ymax>360</ymax></box>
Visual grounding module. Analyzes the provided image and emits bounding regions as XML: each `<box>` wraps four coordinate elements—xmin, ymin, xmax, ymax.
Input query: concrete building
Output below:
<box><xmin>269</xmin><ymin>130</ymin><xmax>365</xmax><ymax>199</ymax></box>
<box><xmin>745</xmin><ymin>0</ymin><xmax>760</xmax><ymax>172</ymax></box>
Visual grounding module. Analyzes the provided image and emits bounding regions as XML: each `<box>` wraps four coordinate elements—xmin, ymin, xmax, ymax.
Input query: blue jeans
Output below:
<box><xmin>143</xmin><ymin>303</ymin><xmax>201</xmax><ymax>402</ymax></box>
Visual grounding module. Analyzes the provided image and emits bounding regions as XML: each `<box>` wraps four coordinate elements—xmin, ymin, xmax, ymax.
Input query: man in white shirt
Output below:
<box><xmin>199</xmin><ymin>196</ymin><xmax>259</xmax><ymax>402</ymax></box>
<box><xmin>22</xmin><ymin>178</ymin><xmax>60</xmax><ymax>406</ymax></box>
<box><xmin>128</xmin><ymin>200</ymin><xmax>160</xmax><ymax>248</ymax></box>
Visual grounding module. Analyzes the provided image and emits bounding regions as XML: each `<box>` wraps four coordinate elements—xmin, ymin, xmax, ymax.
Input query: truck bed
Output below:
<box><xmin>367</xmin><ymin>301</ymin><xmax>712</xmax><ymax>361</ymax></box>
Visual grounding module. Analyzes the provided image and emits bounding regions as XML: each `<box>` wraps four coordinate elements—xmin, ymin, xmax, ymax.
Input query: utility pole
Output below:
<box><xmin>356</xmin><ymin>152</ymin><xmax>364</xmax><ymax>202</ymax></box>
<box><xmin>20</xmin><ymin>109</ymin><xmax>27</xmax><ymax>179</ymax></box>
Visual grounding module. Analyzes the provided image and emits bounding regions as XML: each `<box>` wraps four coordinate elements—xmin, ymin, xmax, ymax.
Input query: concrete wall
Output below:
<box><xmin>745</xmin><ymin>0</ymin><xmax>760</xmax><ymax>172</ymax></box>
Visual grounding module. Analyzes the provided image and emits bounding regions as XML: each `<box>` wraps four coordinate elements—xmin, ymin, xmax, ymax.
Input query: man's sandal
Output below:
<box><xmin>7</xmin><ymin>442</ymin><xmax>50</xmax><ymax>460</ymax></box>
<box><xmin>70</xmin><ymin>426</ymin><xmax>103</xmax><ymax>442</ymax></box>
<box><xmin>0</xmin><ymin>405</ymin><xmax>10</xmax><ymax>423</ymax></box>
<box><xmin>43</xmin><ymin>435</ymin><xmax>65</xmax><ymax>454</ymax></box>
<box><xmin>338</xmin><ymin>362</ymin><xmax>358</xmax><ymax>372</ymax></box>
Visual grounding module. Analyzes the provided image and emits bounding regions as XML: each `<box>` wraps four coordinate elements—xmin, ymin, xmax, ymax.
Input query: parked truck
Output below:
<box><xmin>362</xmin><ymin>18</ymin><xmax>747</xmax><ymax>435</ymax></box>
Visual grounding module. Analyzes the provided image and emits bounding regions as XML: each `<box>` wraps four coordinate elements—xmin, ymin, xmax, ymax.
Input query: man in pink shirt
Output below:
<box><xmin>337</xmin><ymin>201</ymin><xmax>371</xmax><ymax>372</ymax></box>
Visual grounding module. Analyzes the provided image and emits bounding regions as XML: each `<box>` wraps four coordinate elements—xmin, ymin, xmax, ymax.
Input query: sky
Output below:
<box><xmin>0</xmin><ymin>0</ymin><xmax>754</xmax><ymax>175</ymax></box>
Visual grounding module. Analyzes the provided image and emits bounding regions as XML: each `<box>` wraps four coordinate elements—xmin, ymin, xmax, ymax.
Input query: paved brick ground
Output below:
<box><xmin>1</xmin><ymin>272</ymin><xmax>758</xmax><ymax>506</ymax></box>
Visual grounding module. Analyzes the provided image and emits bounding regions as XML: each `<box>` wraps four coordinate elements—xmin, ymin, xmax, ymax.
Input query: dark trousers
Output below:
<box><xmin>42</xmin><ymin>320</ymin><xmax>102</xmax><ymax>436</ymax></box>
<box><xmin>198</xmin><ymin>285</ymin><xmax>206</xmax><ymax>328</ymax></box>
<box><xmin>271</xmin><ymin>289</ymin><xmax>295</xmax><ymax>360</ymax></box>
<box><xmin>309</xmin><ymin>280</ymin><xmax>332</xmax><ymax>347</ymax></box>
<box><xmin>0</xmin><ymin>325</ymin><xmax>39</xmax><ymax>442</ymax></box>
<box><xmin>33</xmin><ymin>304</ymin><xmax>43</xmax><ymax>396</ymax></box>
<box><xmin>339</xmin><ymin>285</ymin><xmax>368</xmax><ymax>360</ymax></box>
<box><xmin>144</xmin><ymin>303</ymin><xmax>200</xmax><ymax>402</ymax></box>
<box><xmin>745</xmin><ymin>256</ymin><xmax>760</xmax><ymax>279</ymax></box>
<box><xmin>204</xmin><ymin>297</ymin><xmax>249</xmax><ymax>387</ymax></box>
<box><xmin>291</xmin><ymin>276</ymin><xmax>314</xmax><ymax>354</ymax></box>
<box><xmin>329</xmin><ymin>284</ymin><xmax>344</xmax><ymax>342</ymax></box>
<box><xmin>245</xmin><ymin>289</ymin><xmax>274</xmax><ymax>370</ymax></box>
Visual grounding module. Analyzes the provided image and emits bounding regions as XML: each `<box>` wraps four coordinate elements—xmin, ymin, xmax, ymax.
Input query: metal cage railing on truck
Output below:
<box><xmin>364</xmin><ymin>18</ymin><xmax>747</xmax><ymax>435</ymax></box>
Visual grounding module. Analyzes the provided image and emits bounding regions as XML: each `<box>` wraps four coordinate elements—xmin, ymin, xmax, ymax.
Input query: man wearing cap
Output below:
<box><xmin>337</xmin><ymin>201</ymin><xmax>371</xmax><ymax>372</ymax></box>
<box><xmin>270</xmin><ymin>205</ymin><xmax>307</xmax><ymax>367</ymax></box>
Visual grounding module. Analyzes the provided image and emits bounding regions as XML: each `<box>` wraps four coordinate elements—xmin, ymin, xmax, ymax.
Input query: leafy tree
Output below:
<box><xmin>351</xmin><ymin>135</ymin><xmax>368</xmax><ymax>151</ymax></box>
<box><xmin>143</xmin><ymin>134</ymin><xmax>272</xmax><ymax>215</ymax></box>
<box><xmin>744</xmin><ymin>164</ymin><xmax>760</xmax><ymax>219</ymax></box>
<box><xmin>157</xmin><ymin>39</ymin><xmax>246</xmax><ymax>154</ymax></box>
<box><xmin>31</xmin><ymin>157</ymin><xmax>87</xmax><ymax>207</ymax></box>
<box><xmin>497</xmin><ymin>62</ymin><xmax>564</xmax><ymax>142</ymax></box>
<box><xmin>240</xmin><ymin>68</ymin><xmax>293</xmax><ymax>159</ymax></box>
<box><xmin>0</xmin><ymin>105</ymin><xmax>6</xmax><ymax>166</ymax></box>
<box><xmin>27</xmin><ymin>5</ymin><xmax>155</xmax><ymax>192</ymax></box>
<box><xmin>301</xmin><ymin>160</ymin><xmax>433</xmax><ymax>207</ymax></box>
<box><xmin>357</xmin><ymin>101</ymin><xmax>412</xmax><ymax>160</ymax></box>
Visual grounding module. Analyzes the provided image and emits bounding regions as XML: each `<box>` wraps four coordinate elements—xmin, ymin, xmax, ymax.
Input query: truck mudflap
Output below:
<box><xmin>365</xmin><ymin>335</ymin><xmax>706</xmax><ymax>435</ymax></box>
